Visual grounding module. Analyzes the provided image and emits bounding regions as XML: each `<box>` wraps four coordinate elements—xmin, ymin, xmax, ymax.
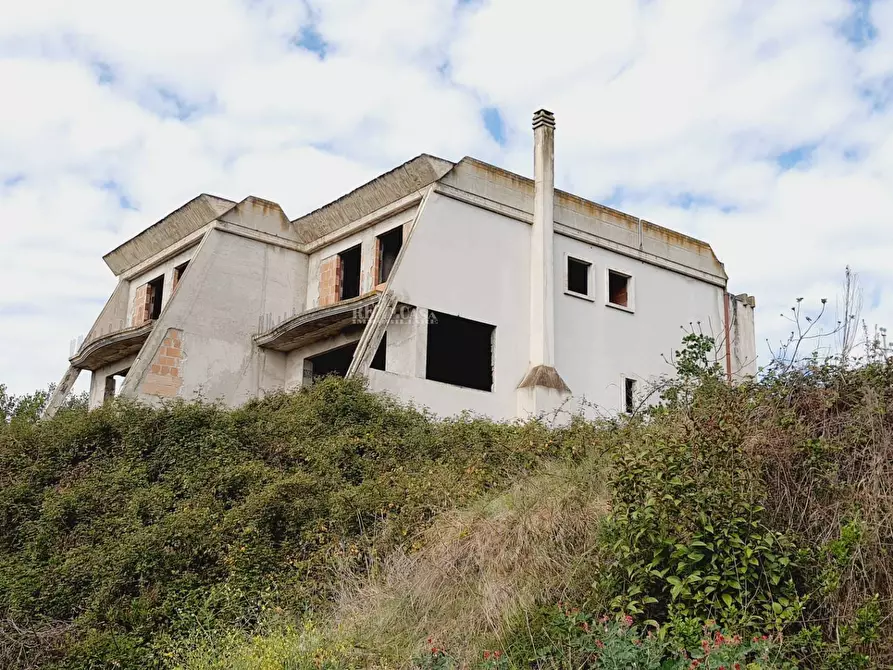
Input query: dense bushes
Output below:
<box><xmin>0</xmin><ymin>378</ymin><xmax>579</xmax><ymax>668</ymax></box>
<box><xmin>3</xmin><ymin>342</ymin><xmax>893</xmax><ymax>669</ymax></box>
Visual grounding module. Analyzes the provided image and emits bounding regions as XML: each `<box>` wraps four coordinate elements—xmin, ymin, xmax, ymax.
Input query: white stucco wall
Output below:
<box><xmin>553</xmin><ymin>235</ymin><xmax>727</xmax><ymax>414</ymax></box>
<box><xmin>365</xmin><ymin>192</ymin><xmax>531</xmax><ymax>419</ymax></box>
<box><xmin>121</xmin><ymin>227</ymin><xmax>308</xmax><ymax>404</ymax></box>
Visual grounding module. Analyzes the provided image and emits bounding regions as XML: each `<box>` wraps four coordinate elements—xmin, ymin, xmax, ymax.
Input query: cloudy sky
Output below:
<box><xmin>1</xmin><ymin>0</ymin><xmax>891</xmax><ymax>394</ymax></box>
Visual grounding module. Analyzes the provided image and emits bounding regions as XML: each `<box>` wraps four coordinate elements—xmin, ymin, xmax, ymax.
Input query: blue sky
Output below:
<box><xmin>2</xmin><ymin>0</ymin><xmax>893</xmax><ymax>393</ymax></box>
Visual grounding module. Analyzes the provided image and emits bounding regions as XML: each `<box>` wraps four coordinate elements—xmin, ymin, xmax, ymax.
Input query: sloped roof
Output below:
<box><xmin>290</xmin><ymin>154</ymin><xmax>454</xmax><ymax>245</ymax></box>
<box><xmin>103</xmin><ymin>194</ymin><xmax>235</xmax><ymax>275</ymax></box>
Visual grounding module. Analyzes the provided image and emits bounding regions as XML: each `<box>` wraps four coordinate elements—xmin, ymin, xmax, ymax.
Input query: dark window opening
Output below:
<box><xmin>377</xmin><ymin>226</ymin><xmax>403</xmax><ymax>284</ymax></box>
<box><xmin>173</xmin><ymin>261</ymin><xmax>189</xmax><ymax>289</ymax></box>
<box><xmin>371</xmin><ymin>333</ymin><xmax>387</xmax><ymax>371</ymax></box>
<box><xmin>624</xmin><ymin>378</ymin><xmax>636</xmax><ymax>414</ymax></box>
<box><xmin>103</xmin><ymin>368</ymin><xmax>129</xmax><ymax>404</ymax></box>
<box><xmin>426</xmin><ymin>311</ymin><xmax>494</xmax><ymax>391</ymax></box>
<box><xmin>339</xmin><ymin>245</ymin><xmax>361</xmax><ymax>300</ymax></box>
<box><xmin>307</xmin><ymin>342</ymin><xmax>358</xmax><ymax>379</ymax></box>
<box><xmin>103</xmin><ymin>376</ymin><xmax>117</xmax><ymax>403</ymax></box>
<box><xmin>305</xmin><ymin>338</ymin><xmax>387</xmax><ymax>381</ymax></box>
<box><xmin>148</xmin><ymin>275</ymin><xmax>164</xmax><ymax>319</ymax></box>
<box><xmin>608</xmin><ymin>270</ymin><xmax>629</xmax><ymax>307</ymax></box>
<box><xmin>567</xmin><ymin>257</ymin><xmax>590</xmax><ymax>295</ymax></box>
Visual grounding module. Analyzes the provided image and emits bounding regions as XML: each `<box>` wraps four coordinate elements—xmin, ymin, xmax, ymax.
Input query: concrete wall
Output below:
<box><xmin>729</xmin><ymin>296</ymin><xmax>757</xmax><ymax>378</ymax></box>
<box><xmin>83</xmin><ymin>280</ymin><xmax>130</xmax><ymax>343</ymax></box>
<box><xmin>553</xmin><ymin>234</ymin><xmax>727</xmax><ymax>414</ymax></box>
<box><xmin>305</xmin><ymin>206</ymin><xmax>418</xmax><ymax>309</ymax></box>
<box><xmin>88</xmin><ymin>354</ymin><xmax>136</xmax><ymax>408</ymax></box>
<box><xmin>126</xmin><ymin>245</ymin><xmax>197</xmax><ymax>327</ymax></box>
<box><xmin>121</xmin><ymin>226</ymin><xmax>308</xmax><ymax>405</ymax></box>
<box><xmin>365</xmin><ymin>192</ymin><xmax>531</xmax><ymax>419</ymax></box>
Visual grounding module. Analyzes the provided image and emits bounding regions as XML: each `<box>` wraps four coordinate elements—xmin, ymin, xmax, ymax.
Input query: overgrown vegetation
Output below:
<box><xmin>2</xmin><ymin>322</ymin><xmax>893</xmax><ymax>668</ymax></box>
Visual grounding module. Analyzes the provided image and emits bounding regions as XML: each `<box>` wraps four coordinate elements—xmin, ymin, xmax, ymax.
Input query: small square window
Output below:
<box><xmin>607</xmin><ymin>270</ymin><xmax>631</xmax><ymax>309</ymax></box>
<box><xmin>566</xmin><ymin>257</ymin><xmax>591</xmax><ymax>296</ymax></box>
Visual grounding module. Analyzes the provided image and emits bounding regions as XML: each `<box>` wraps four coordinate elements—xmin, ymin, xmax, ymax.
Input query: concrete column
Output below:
<box><xmin>517</xmin><ymin>109</ymin><xmax>570</xmax><ymax>419</ymax></box>
<box><xmin>530</xmin><ymin>109</ymin><xmax>556</xmax><ymax>367</ymax></box>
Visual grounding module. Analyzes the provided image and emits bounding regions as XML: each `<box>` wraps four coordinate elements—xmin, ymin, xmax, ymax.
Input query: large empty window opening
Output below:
<box><xmin>607</xmin><ymin>270</ymin><xmax>630</xmax><ymax>308</ymax></box>
<box><xmin>376</xmin><ymin>226</ymin><xmax>403</xmax><ymax>285</ymax></box>
<box><xmin>426</xmin><ymin>311</ymin><xmax>494</xmax><ymax>391</ymax></box>
<box><xmin>339</xmin><ymin>245</ymin><xmax>361</xmax><ymax>300</ymax></box>
<box><xmin>567</xmin><ymin>257</ymin><xmax>591</xmax><ymax>296</ymax></box>
<box><xmin>147</xmin><ymin>275</ymin><xmax>164</xmax><ymax>320</ymax></box>
<box><xmin>624</xmin><ymin>377</ymin><xmax>636</xmax><ymax>414</ymax></box>
<box><xmin>305</xmin><ymin>338</ymin><xmax>386</xmax><ymax>381</ymax></box>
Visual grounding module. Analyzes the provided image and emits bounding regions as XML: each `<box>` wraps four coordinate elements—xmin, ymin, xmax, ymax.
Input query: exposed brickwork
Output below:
<box><xmin>318</xmin><ymin>255</ymin><xmax>342</xmax><ymax>307</ymax></box>
<box><xmin>131</xmin><ymin>283</ymin><xmax>151</xmax><ymax>326</ymax></box>
<box><xmin>140</xmin><ymin>328</ymin><xmax>184</xmax><ymax>398</ymax></box>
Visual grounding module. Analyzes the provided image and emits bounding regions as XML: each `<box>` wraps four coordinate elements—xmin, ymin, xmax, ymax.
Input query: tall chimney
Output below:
<box><xmin>530</xmin><ymin>109</ymin><xmax>556</xmax><ymax>367</ymax></box>
<box><xmin>517</xmin><ymin>109</ymin><xmax>570</xmax><ymax>415</ymax></box>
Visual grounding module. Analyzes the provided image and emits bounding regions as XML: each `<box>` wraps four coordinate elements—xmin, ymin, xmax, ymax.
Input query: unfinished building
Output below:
<box><xmin>45</xmin><ymin>110</ymin><xmax>756</xmax><ymax>421</ymax></box>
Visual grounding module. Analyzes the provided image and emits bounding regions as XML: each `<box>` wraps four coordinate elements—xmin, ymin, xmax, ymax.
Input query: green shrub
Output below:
<box><xmin>0</xmin><ymin>378</ymin><xmax>578</xmax><ymax>668</ymax></box>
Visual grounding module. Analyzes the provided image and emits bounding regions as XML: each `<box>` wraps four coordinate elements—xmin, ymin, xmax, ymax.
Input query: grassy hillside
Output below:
<box><xmin>2</xmin><ymin>343</ymin><xmax>892</xmax><ymax>668</ymax></box>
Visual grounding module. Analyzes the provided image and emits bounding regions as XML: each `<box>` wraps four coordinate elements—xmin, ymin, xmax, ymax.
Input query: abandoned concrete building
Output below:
<box><xmin>44</xmin><ymin>110</ymin><xmax>756</xmax><ymax>421</ymax></box>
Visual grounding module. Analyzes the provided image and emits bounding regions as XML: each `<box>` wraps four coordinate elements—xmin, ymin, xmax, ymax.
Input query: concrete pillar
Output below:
<box><xmin>530</xmin><ymin>109</ymin><xmax>556</xmax><ymax>367</ymax></box>
<box><xmin>517</xmin><ymin>109</ymin><xmax>570</xmax><ymax>419</ymax></box>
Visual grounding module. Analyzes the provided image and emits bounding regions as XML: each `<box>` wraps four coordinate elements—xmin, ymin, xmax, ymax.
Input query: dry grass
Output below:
<box><xmin>333</xmin><ymin>455</ymin><xmax>610</xmax><ymax>666</ymax></box>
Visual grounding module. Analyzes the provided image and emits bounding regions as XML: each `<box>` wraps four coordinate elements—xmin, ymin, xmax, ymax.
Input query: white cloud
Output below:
<box><xmin>1</xmin><ymin>0</ymin><xmax>893</xmax><ymax>393</ymax></box>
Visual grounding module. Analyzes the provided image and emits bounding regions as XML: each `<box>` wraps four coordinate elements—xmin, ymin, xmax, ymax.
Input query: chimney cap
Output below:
<box><xmin>532</xmin><ymin>109</ymin><xmax>555</xmax><ymax>129</ymax></box>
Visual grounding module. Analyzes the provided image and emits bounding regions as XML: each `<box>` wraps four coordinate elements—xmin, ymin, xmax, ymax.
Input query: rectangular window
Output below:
<box><xmin>307</xmin><ymin>341</ymin><xmax>358</xmax><ymax>379</ymax></box>
<box><xmin>339</xmin><ymin>245</ymin><xmax>361</xmax><ymax>300</ymax></box>
<box><xmin>426</xmin><ymin>311</ymin><xmax>494</xmax><ymax>391</ymax></box>
<box><xmin>147</xmin><ymin>275</ymin><xmax>164</xmax><ymax>319</ymax></box>
<box><xmin>607</xmin><ymin>270</ymin><xmax>631</xmax><ymax>309</ymax></box>
<box><xmin>304</xmin><ymin>338</ymin><xmax>386</xmax><ymax>382</ymax></box>
<box><xmin>624</xmin><ymin>377</ymin><xmax>636</xmax><ymax>414</ymax></box>
<box><xmin>371</xmin><ymin>333</ymin><xmax>387</xmax><ymax>371</ymax></box>
<box><xmin>566</xmin><ymin>256</ymin><xmax>591</xmax><ymax>297</ymax></box>
<box><xmin>377</xmin><ymin>226</ymin><xmax>403</xmax><ymax>285</ymax></box>
<box><xmin>173</xmin><ymin>261</ymin><xmax>189</xmax><ymax>289</ymax></box>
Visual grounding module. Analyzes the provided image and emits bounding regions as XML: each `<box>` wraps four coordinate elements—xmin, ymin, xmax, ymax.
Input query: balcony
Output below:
<box><xmin>69</xmin><ymin>322</ymin><xmax>154</xmax><ymax>371</ymax></box>
<box><xmin>254</xmin><ymin>292</ymin><xmax>382</xmax><ymax>352</ymax></box>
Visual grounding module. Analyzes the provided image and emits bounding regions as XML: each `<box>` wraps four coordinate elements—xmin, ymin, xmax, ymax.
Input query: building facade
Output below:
<box><xmin>45</xmin><ymin>110</ymin><xmax>756</xmax><ymax>421</ymax></box>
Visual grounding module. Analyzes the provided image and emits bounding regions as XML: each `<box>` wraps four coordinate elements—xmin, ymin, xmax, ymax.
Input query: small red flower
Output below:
<box><xmin>494</xmin><ymin>650</ymin><xmax>502</xmax><ymax>659</ymax></box>
<box><xmin>483</xmin><ymin>651</ymin><xmax>491</xmax><ymax>660</ymax></box>
<box><xmin>623</xmin><ymin>615</ymin><xmax>634</xmax><ymax>627</ymax></box>
<box><xmin>596</xmin><ymin>640</ymin><xmax>605</xmax><ymax>648</ymax></box>
<box><xmin>734</xmin><ymin>664</ymin><xmax>741</xmax><ymax>670</ymax></box>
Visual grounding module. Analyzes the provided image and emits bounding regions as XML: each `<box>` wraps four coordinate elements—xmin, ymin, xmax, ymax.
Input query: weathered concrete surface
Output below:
<box><xmin>103</xmin><ymin>194</ymin><xmax>234</xmax><ymax>275</ymax></box>
<box><xmin>256</xmin><ymin>292</ymin><xmax>381</xmax><ymax>352</ymax></box>
<box><xmin>41</xmin><ymin>366</ymin><xmax>81</xmax><ymax>419</ymax></box>
<box><xmin>438</xmin><ymin>158</ymin><xmax>727</xmax><ymax>286</ymax></box>
<box><xmin>70</xmin><ymin>323</ymin><xmax>152</xmax><ymax>371</ymax></box>
<box><xmin>120</xmin><ymin>223</ymin><xmax>307</xmax><ymax>405</ymax></box>
<box><xmin>218</xmin><ymin>196</ymin><xmax>297</xmax><ymax>241</ymax></box>
<box><xmin>291</xmin><ymin>155</ymin><xmax>453</xmax><ymax>245</ymax></box>
<box><xmin>81</xmin><ymin>281</ymin><xmax>131</xmax><ymax>345</ymax></box>
<box><xmin>88</xmin><ymin>353</ymin><xmax>136</xmax><ymax>409</ymax></box>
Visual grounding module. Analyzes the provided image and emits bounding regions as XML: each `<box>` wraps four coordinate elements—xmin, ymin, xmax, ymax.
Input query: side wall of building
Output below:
<box><xmin>304</xmin><ymin>206</ymin><xmax>418</xmax><ymax>311</ymax></box>
<box><xmin>365</xmin><ymin>191</ymin><xmax>531</xmax><ymax>418</ymax></box>
<box><xmin>554</xmin><ymin>235</ymin><xmax>727</xmax><ymax>413</ymax></box>
<box><xmin>121</xmin><ymin>227</ymin><xmax>307</xmax><ymax>405</ymax></box>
